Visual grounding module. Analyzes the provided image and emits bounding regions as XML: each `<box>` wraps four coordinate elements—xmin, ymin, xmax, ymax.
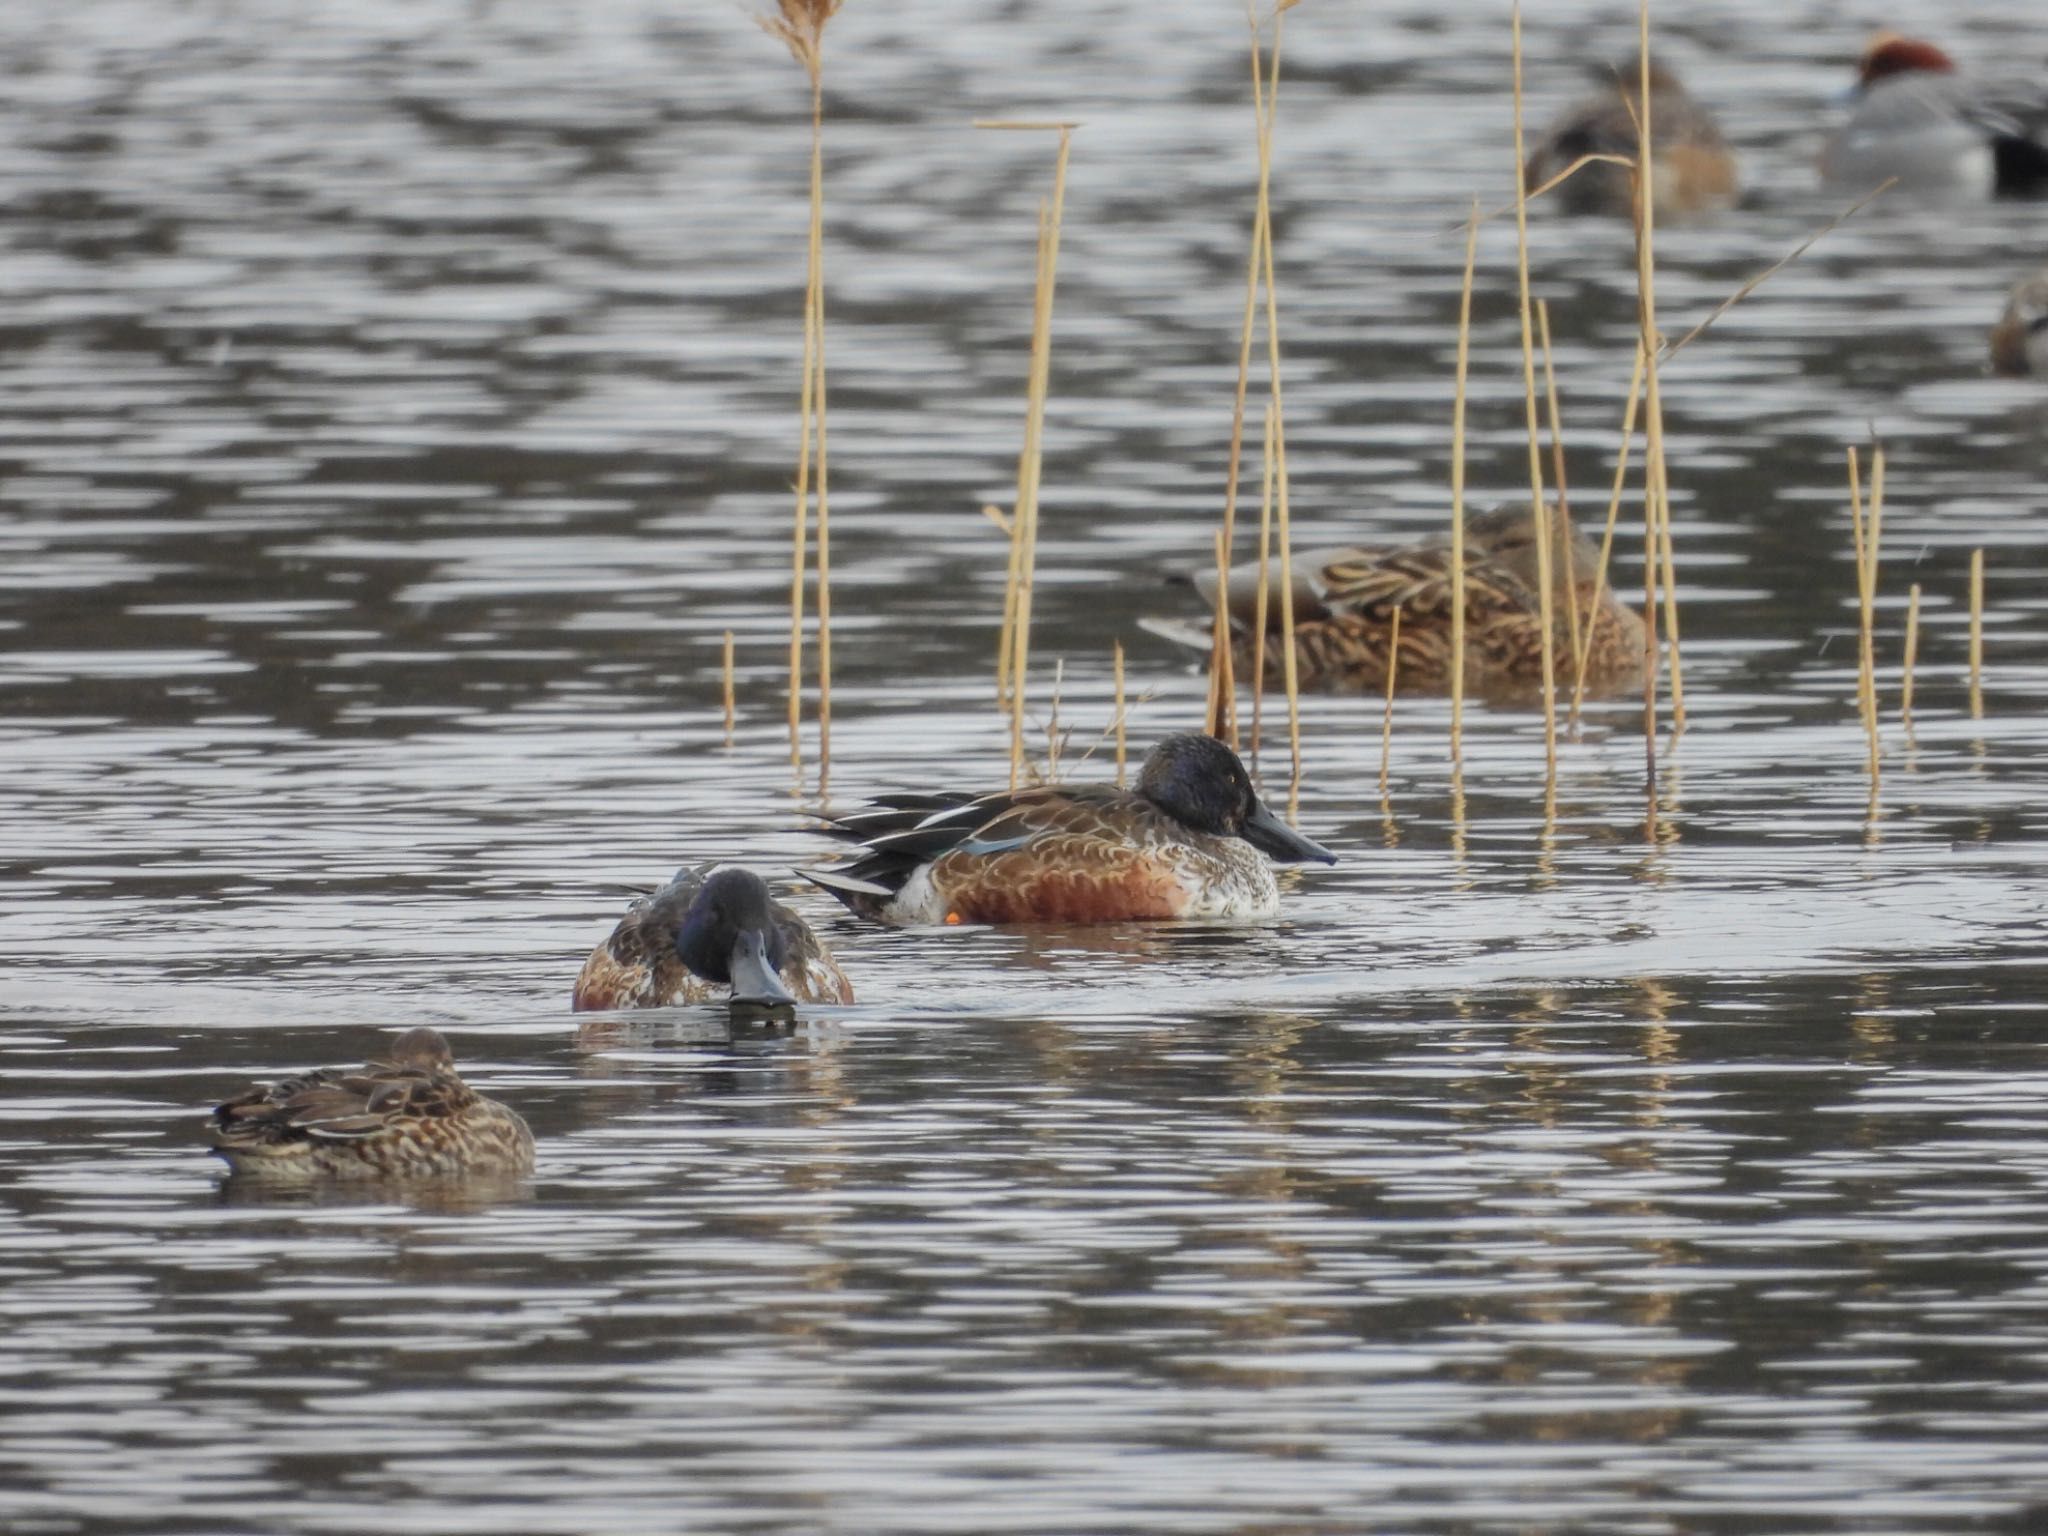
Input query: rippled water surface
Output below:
<box><xmin>6</xmin><ymin>1</ymin><xmax>2048</xmax><ymax>1531</ymax></box>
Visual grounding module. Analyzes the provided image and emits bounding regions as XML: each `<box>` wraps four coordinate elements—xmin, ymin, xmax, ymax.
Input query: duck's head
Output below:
<box><xmin>385</xmin><ymin>1027</ymin><xmax>455</xmax><ymax>1072</ymax></box>
<box><xmin>1468</xmin><ymin>501</ymin><xmax>1605</xmax><ymax>596</ymax></box>
<box><xmin>1138</xmin><ymin>733</ymin><xmax>1336</xmax><ymax>865</ymax></box>
<box><xmin>1856</xmin><ymin>32</ymin><xmax>1958</xmax><ymax>89</ymax></box>
<box><xmin>676</xmin><ymin>867</ymin><xmax>795</xmax><ymax>1008</ymax></box>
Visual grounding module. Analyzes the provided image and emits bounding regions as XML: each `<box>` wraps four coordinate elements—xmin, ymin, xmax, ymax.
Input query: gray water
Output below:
<box><xmin>5</xmin><ymin>1</ymin><xmax>2048</xmax><ymax>1532</ymax></box>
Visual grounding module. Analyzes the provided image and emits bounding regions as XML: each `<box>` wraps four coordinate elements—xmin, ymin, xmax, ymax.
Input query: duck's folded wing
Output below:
<box><xmin>1192</xmin><ymin>549</ymin><xmax>1355</xmax><ymax>629</ymax></box>
<box><xmin>1318</xmin><ymin>545</ymin><xmax>1539</xmax><ymax>625</ymax></box>
<box><xmin>1968</xmin><ymin>80</ymin><xmax>2048</xmax><ymax>191</ymax></box>
<box><xmin>803</xmin><ymin>786</ymin><xmax>1122</xmax><ymax>903</ymax></box>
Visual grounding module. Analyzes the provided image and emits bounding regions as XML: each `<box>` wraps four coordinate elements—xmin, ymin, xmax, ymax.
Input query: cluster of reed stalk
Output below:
<box><xmin>760</xmin><ymin>0</ymin><xmax>843</xmax><ymax>787</ymax></box>
<box><xmin>1203</xmin><ymin>0</ymin><xmax>1305</xmax><ymax>811</ymax></box>
<box><xmin>981</xmin><ymin>121</ymin><xmax>1075</xmax><ymax>790</ymax></box>
<box><xmin>738</xmin><ymin>0</ymin><xmax>1988</xmax><ymax>825</ymax></box>
<box><xmin>1842</xmin><ymin>444</ymin><xmax>1990</xmax><ymax>787</ymax></box>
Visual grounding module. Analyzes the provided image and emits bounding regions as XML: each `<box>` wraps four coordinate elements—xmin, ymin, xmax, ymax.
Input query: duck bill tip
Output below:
<box><xmin>727</xmin><ymin>929</ymin><xmax>796</xmax><ymax>1010</ymax></box>
<box><xmin>1244</xmin><ymin>802</ymin><xmax>1338</xmax><ymax>865</ymax></box>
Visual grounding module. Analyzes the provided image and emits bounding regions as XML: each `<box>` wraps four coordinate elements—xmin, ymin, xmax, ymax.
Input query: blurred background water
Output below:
<box><xmin>4</xmin><ymin>1</ymin><xmax>2048</xmax><ymax>1532</ymax></box>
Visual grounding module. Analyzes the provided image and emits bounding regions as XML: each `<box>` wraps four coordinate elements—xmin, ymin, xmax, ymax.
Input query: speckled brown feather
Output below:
<box><xmin>1524</xmin><ymin>60</ymin><xmax>1739</xmax><ymax>218</ymax></box>
<box><xmin>210</xmin><ymin>1028</ymin><xmax>533</xmax><ymax>1181</ymax></box>
<box><xmin>1233</xmin><ymin>525</ymin><xmax>1645</xmax><ymax>699</ymax></box>
<box><xmin>571</xmin><ymin>867</ymin><xmax>852</xmax><ymax>1010</ymax></box>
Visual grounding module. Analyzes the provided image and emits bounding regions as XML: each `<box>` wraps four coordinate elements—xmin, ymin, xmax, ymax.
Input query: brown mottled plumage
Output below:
<box><xmin>572</xmin><ymin>864</ymin><xmax>852</xmax><ymax>1011</ymax></box>
<box><xmin>1524</xmin><ymin>56</ymin><xmax>1739</xmax><ymax>218</ymax></box>
<box><xmin>1991</xmin><ymin>269</ymin><xmax>2048</xmax><ymax>377</ymax></box>
<box><xmin>209</xmin><ymin>1027</ymin><xmax>534</xmax><ymax>1181</ymax></box>
<box><xmin>803</xmin><ymin>734</ymin><xmax>1335</xmax><ymax>926</ymax></box>
<box><xmin>1195</xmin><ymin>502</ymin><xmax>1645</xmax><ymax>700</ymax></box>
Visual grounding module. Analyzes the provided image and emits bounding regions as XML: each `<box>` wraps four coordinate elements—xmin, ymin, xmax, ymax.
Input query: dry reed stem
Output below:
<box><xmin>1631</xmin><ymin>0</ymin><xmax>1667</xmax><ymax>806</ymax></box>
<box><xmin>1569</xmin><ymin>341</ymin><xmax>1646</xmax><ymax>723</ymax></box>
<box><xmin>1450</xmin><ymin>201</ymin><xmax>1478</xmax><ymax>765</ymax></box>
<box><xmin>995</xmin><ymin>127</ymin><xmax>1074</xmax><ymax>789</ymax></box>
<box><xmin>1379</xmin><ymin>604</ymin><xmax>1400</xmax><ymax>805</ymax></box>
<box><xmin>1247</xmin><ymin>3</ymin><xmax>1300</xmax><ymax>807</ymax></box>
<box><xmin>1210</xmin><ymin>0</ymin><xmax>1283</xmax><ymax>747</ymax></box>
<box><xmin>1046</xmin><ymin>657</ymin><xmax>1066</xmax><ymax>781</ymax></box>
<box><xmin>1113</xmin><ymin>640</ymin><xmax>1127</xmax><ymax>787</ymax></box>
<box><xmin>1509</xmin><ymin>7</ymin><xmax>1558</xmax><ymax>774</ymax></box>
<box><xmin>1969</xmin><ymin>548</ymin><xmax>1985</xmax><ymax>716</ymax></box>
<box><xmin>1654</xmin><ymin>449</ymin><xmax>1684</xmax><ymax>736</ymax></box>
<box><xmin>1867</xmin><ymin>447</ymin><xmax>1885</xmax><ymax>761</ymax></box>
<box><xmin>786</xmin><ymin>72</ymin><xmax>825</xmax><ymax>768</ymax></box>
<box><xmin>1661</xmin><ymin>180</ymin><xmax>1896</xmax><ymax>363</ymax></box>
<box><xmin>1510</xmin><ymin>153</ymin><xmax>1637</xmax><ymax>216</ymax></box>
<box><xmin>1250</xmin><ymin>403</ymin><xmax>1277</xmax><ymax>766</ymax></box>
<box><xmin>1275</xmin><ymin>403</ymin><xmax>1302</xmax><ymax>813</ymax></box>
<box><xmin>1901</xmin><ymin>582</ymin><xmax>1921</xmax><ymax>729</ymax></box>
<box><xmin>1209</xmin><ymin>528</ymin><xmax>1236</xmax><ymax>740</ymax></box>
<box><xmin>1846</xmin><ymin>446</ymin><xmax>1880</xmax><ymax>780</ymax></box>
<box><xmin>814</xmin><ymin>288</ymin><xmax>834</xmax><ymax>779</ymax></box>
<box><xmin>722</xmin><ymin>629</ymin><xmax>736</xmax><ymax>747</ymax></box>
<box><xmin>1536</xmin><ymin>297</ymin><xmax>1585</xmax><ymax>687</ymax></box>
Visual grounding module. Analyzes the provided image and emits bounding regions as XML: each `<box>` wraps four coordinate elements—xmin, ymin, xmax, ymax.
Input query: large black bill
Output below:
<box><xmin>1242</xmin><ymin>800</ymin><xmax>1337</xmax><ymax>865</ymax></box>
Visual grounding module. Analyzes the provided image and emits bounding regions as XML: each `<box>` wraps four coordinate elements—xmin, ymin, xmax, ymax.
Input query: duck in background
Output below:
<box><xmin>1821</xmin><ymin>32</ymin><xmax>2048</xmax><ymax>201</ymax></box>
<box><xmin>1991</xmin><ymin>270</ymin><xmax>2048</xmax><ymax>377</ymax></box>
<box><xmin>803</xmin><ymin>733</ymin><xmax>1334</xmax><ymax>925</ymax></box>
<box><xmin>1166</xmin><ymin>501</ymin><xmax>1644</xmax><ymax>700</ymax></box>
<box><xmin>1523</xmin><ymin>55</ymin><xmax>1739</xmax><ymax>218</ymax></box>
<box><xmin>572</xmin><ymin>865</ymin><xmax>853</xmax><ymax>1011</ymax></box>
<box><xmin>209</xmin><ymin>1027</ymin><xmax>534</xmax><ymax>1180</ymax></box>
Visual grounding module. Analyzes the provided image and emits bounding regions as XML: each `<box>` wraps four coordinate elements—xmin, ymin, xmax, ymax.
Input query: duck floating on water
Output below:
<box><xmin>209</xmin><ymin>1027</ymin><xmax>534</xmax><ymax>1180</ymax></box>
<box><xmin>572</xmin><ymin>864</ymin><xmax>853</xmax><ymax>1011</ymax></box>
<box><xmin>1523</xmin><ymin>56</ymin><xmax>1738</xmax><ymax>219</ymax></box>
<box><xmin>802</xmin><ymin>732</ymin><xmax>1334</xmax><ymax>925</ymax></box>
<box><xmin>1991</xmin><ymin>269</ymin><xmax>2048</xmax><ymax>377</ymax></box>
<box><xmin>1170</xmin><ymin>501</ymin><xmax>1644</xmax><ymax>699</ymax></box>
<box><xmin>1821</xmin><ymin>33</ymin><xmax>2048</xmax><ymax>201</ymax></box>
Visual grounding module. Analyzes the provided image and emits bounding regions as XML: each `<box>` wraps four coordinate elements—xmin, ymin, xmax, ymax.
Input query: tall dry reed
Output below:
<box><xmin>759</xmin><ymin>0</ymin><xmax>843</xmax><ymax>777</ymax></box>
<box><xmin>977</xmin><ymin>122</ymin><xmax>1075</xmax><ymax>787</ymax></box>
<box><xmin>1509</xmin><ymin>6</ymin><xmax>1558</xmax><ymax>776</ymax></box>
<box><xmin>1449</xmin><ymin>203</ymin><xmax>1478</xmax><ymax>765</ymax></box>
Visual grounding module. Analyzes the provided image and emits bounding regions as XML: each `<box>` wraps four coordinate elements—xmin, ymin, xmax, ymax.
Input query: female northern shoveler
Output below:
<box><xmin>1181</xmin><ymin>501</ymin><xmax>1644</xmax><ymax>699</ymax></box>
<box><xmin>1821</xmin><ymin>33</ymin><xmax>2048</xmax><ymax>201</ymax></box>
<box><xmin>571</xmin><ymin>864</ymin><xmax>852</xmax><ymax>1011</ymax></box>
<box><xmin>1523</xmin><ymin>56</ymin><xmax>1738</xmax><ymax>218</ymax></box>
<box><xmin>209</xmin><ymin>1027</ymin><xmax>534</xmax><ymax>1180</ymax></box>
<box><xmin>801</xmin><ymin>732</ymin><xmax>1335</xmax><ymax>925</ymax></box>
<box><xmin>1991</xmin><ymin>270</ymin><xmax>2048</xmax><ymax>377</ymax></box>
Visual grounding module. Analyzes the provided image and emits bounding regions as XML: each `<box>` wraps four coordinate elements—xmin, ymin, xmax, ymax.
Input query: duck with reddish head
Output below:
<box><xmin>1822</xmin><ymin>33</ymin><xmax>2048</xmax><ymax>200</ymax></box>
<box><xmin>802</xmin><ymin>733</ymin><xmax>1335</xmax><ymax>926</ymax></box>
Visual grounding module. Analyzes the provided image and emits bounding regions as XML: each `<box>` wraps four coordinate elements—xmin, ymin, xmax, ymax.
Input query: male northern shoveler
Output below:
<box><xmin>1523</xmin><ymin>56</ymin><xmax>1738</xmax><ymax>218</ymax></box>
<box><xmin>1176</xmin><ymin>501</ymin><xmax>1644</xmax><ymax>699</ymax></box>
<box><xmin>209</xmin><ymin>1027</ymin><xmax>534</xmax><ymax>1180</ymax></box>
<box><xmin>1821</xmin><ymin>33</ymin><xmax>2048</xmax><ymax>200</ymax></box>
<box><xmin>801</xmin><ymin>732</ymin><xmax>1335</xmax><ymax>925</ymax></box>
<box><xmin>1991</xmin><ymin>269</ymin><xmax>2048</xmax><ymax>377</ymax></box>
<box><xmin>571</xmin><ymin>864</ymin><xmax>852</xmax><ymax>1011</ymax></box>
